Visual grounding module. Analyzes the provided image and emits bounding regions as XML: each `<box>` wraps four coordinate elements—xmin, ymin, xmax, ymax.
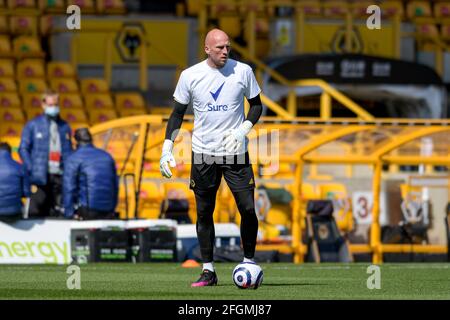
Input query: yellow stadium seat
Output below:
<box><xmin>96</xmin><ymin>0</ymin><xmax>126</xmax><ymax>14</ymax></box>
<box><xmin>40</xmin><ymin>14</ymin><xmax>59</xmax><ymax>35</ymax></box>
<box><xmin>49</xmin><ymin>78</ymin><xmax>79</xmax><ymax>93</ymax></box>
<box><xmin>0</xmin><ymin>92</ymin><xmax>20</xmax><ymax>109</ymax></box>
<box><xmin>0</xmin><ymin>35</ymin><xmax>13</xmax><ymax>59</ymax></box>
<box><xmin>351</xmin><ymin>1</ymin><xmax>376</xmax><ymax>18</ymax></box>
<box><xmin>47</xmin><ymin>61</ymin><xmax>76</xmax><ymax>79</ymax></box>
<box><xmin>0</xmin><ymin>59</ymin><xmax>14</xmax><ymax>78</ymax></box>
<box><xmin>22</xmin><ymin>92</ymin><xmax>41</xmax><ymax>109</ymax></box>
<box><xmin>322</xmin><ymin>1</ymin><xmax>349</xmax><ymax>17</ymax></box>
<box><xmin>23</xmin><ymin>106</ymin><xmax>42</xmax><ymax>120</ymax></box>
<box><xmin>0</xmin><ymin>108</ymin><xmax>25</xmax><ymax>123</ymax></box>
<box><xmin>0</xmin><ymin>122</ymin><xmax>23</xmax><ymax>137</ymax></box>
<box><xmin>434</xmin><ymin>1</ymin><xmax>450</xmax><ymax>20</ymax></box>
<box><xmin>148</xmin><ymin>106</ymin><xmax>172</xmax><ymax>115</ymax></box>
<box><xmin>18</xmin><ymin>78</ymin><xmax>47</xmax><ymax>93</ymax></box>
<box><xmin>80</xmin><ymin>78</ymin><xmax>109</xmax><ymax>95</ymax></box>
<box><xmin>186</xmin><ymin>0</ymin><xmax>200</xmax><ymax>16</ymax></box>
<box><xmin>239</xmin><ymin>0</ymin><xmax>265</xmax><ymax>14</ymax></box>
<box><xmin>69</xmin><ymin>122</ymin><xmax>90</xmax><ymax>134</ymax></box>
<box><xmin>60</xmin><ymin>108</ymin><xmax>88</xmax><ymax>124</ymax></box>
<box><xmin>407</xmin><ymin>1</ymin><xmax>432</xmax><ymax>19</ymax></box>
<box><xmin>380</xmin><ymin>1</ymin><xmax>404</xmax><ymax>18</ymax></box>
<box><xmin>255</xmin><ymin>17</ymin><xmax>270</xmax><ymax>34</ymax></box>
<box><xmin>299</xmin><ymin>183</ymin><xmax>319</xmax><ymax>200</ymax></box>
<box><xmin>88</xmin><ymin>109</ymin><xmax>118</xmax><ymax>125</ymax></box>
<box><xmin>0</xmin><ymin>15</ymin><xmax>9</xmax><ymax>34</ymax></box>
<box><xmin>218</xmin><ymin>16</ymin><xmax>242</xmax><ymax>38</ymax></box>
<box><xmin>318</xmin><ymin>183</ymin><xmax>347</xmax><ymax>199</ymax></box>
<box><xmin>9</xmin><ymin>16</ymin><xmax>38</xmax><ymax>35</ymax></box>
<box><xmin>441</xmin><ymin>23</ymin><xmax>450</xmax><ymax>41</ymax></box>
<box><xmin>0</xmin><ymin>135</ymin><xmax>21</xmax><ymax>161</ymax></box>
<box><xmin>255</xmin><ymin>38</ymin><xmax>270</xmax><ymax>59</ymax></box>
<box><xmin>210</xmin><ymin>0</ymin><xmax>238</xmax><ymax>19</ymax></box>
<box><xmin>416</xmin><ymin>23</ymin><xmax>440</xmax><ymax>39</ymax></box>
<box><xmin>0</xmin><ymin>77</ymin><xmax>17</xmax><ymax>92</ymax></box>
<box><xmin>138</xmin><ymin>181</ymin><xmax>162</xmax><ymax>219</ymax></box>
<box><xmin>139</xmin><ymin>181</ymin><xmax>162</xmax><ymax>201</ymax></box>
<box><xmin>38</xmin><ymin>0</ymin><xmax>65</xmax><ymax>13</ymax></box>
<box><xmin>7</xmin><ymin>0</ymin><xmax>36</xmax><ymax>10</ymax></box>
<box><xmin>22</xmin><ymin>93</ymin><xmax>42</xmax><ymax>108</ymax></box>
<box><xmin>85</xmin><ymin>93</ymin><xmax>114</xmax><ymax>110</ymax></box>
<box><xmin>13</xmin><ymin>36</ymin><xmax>45</xmax><ymax>60</ymax></box>
<box><xmin>60</xmin><ymin>93</ymin><xmax>83</xmax><ymax>109</ymax></box>
<box><xmin>298</xmin><ymin>0</ymin><xmax>321</xmax><ymax>17</ymax></box>
<box><xmin>16</xmin><ymin>59</ymin><xmax>45</xmax><ymax>79</ymax></box>
<box><xmin>119</xmin><ymin>108</ymin><xmax>147</xmax><ymax>117</ymax></box>
<box><xmin>66</xmin><ymin>0</ymin><xmax>96</xmax><ymax>14</ymax></box>
<box><xmin>114</xmin><ymin>92</ymin><xmax>145</xmax><ymax>111</ymax></box>
<box><xmin>162</xmin><ymin>182</ymin><xmax>191</xmax><ymax>199</ymax></box>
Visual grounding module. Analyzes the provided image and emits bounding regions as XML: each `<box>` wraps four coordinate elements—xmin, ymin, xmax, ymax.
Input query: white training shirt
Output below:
<box><xmin>173</xmin><ymin>58</ymin><xmax>261</xmax><ymax>156</ymax></box>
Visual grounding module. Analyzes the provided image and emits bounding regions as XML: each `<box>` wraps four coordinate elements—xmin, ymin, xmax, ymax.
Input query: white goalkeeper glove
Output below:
<box><xmin>160</xmin><ymin>139</ymin><xmax>176</xmax><ymax>179</ymax></box>
<box><xmin>222</xmin><ymin>120</ymin><xmax>253</xmax><ymax>154</ymax></box>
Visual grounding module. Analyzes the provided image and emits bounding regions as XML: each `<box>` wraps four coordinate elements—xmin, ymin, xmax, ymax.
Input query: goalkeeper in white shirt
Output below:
<box><xmin>160</xmin><ymin>28</ymin><xmax>263</xmax><ymax>287</ymax></box>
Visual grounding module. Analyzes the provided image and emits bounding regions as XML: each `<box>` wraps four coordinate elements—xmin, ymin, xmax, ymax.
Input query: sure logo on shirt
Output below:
<box><xmin>207</xmin><ymin>103</ymin><xmax>228</xmax><ymax>111</ymax></box>
<box><xmin>207</xmin><ymin>82</ymin><xmax>228</xmax><ymax>111</ymax></box>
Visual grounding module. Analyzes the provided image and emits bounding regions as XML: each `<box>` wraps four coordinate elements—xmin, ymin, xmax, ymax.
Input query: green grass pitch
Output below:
<box><xmin>0</xmin><ymin>263</ymin><xmax>448</xmax><ymax>300</ymax></box>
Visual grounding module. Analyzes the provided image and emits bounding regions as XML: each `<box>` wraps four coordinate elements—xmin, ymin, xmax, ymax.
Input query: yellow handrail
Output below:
<box><xmin>295</xmin><ymin>79</ymin><xmax>375</xmax><ymax>121</ymax></box>
<box><xmin>260</xmin><ymin>94</ymin><xmax>294</xmax><ymax>120</ymax></box>
<box><xmin>232</xmin><ymin>41</ymin><xmax>374</xmax><ymax>120</ymax></box>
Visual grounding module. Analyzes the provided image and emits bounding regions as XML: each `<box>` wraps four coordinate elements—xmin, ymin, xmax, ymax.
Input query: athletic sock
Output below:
<box><xmin>203</xmin><ymin>262</ymin><xmax>214</xmax><ymax>272</ymax></box>
<box><xmin>243</xmin><ymin>257</ymin><xmax>255</xmax><ymax>263</ymax></box>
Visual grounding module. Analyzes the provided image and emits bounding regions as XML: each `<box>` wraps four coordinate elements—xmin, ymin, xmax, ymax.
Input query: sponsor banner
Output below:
<box><xmin>0</xmin><ymin>219</ymin><xmax>182</xmax><ymax>264</ymax></box>
<box><xmin>0</xmin><ymin>220</ymin><xmax>72</xmax><ymax>264</ymax></box>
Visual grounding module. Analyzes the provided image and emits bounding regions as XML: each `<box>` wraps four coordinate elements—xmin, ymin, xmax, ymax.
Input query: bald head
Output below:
<box><xmin>205</xmin><ymin>29</ymin><xmax>229</xmax><ymax>47</ymax></box>
<box><xmin>204</xmin><ymin>28</ymin><xmax>231</xmax><ymax>69</ymax></box>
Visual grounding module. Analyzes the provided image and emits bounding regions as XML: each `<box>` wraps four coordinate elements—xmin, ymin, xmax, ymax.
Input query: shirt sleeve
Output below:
<box><xmin>244</xmin><ymin>65</ymin><xmax>261</xmax><ymax>100</ymax></box>
<box><xmin>173</xmin><ymin>70</ymin><xmax>191</xmax><ymax>105</ymax></box>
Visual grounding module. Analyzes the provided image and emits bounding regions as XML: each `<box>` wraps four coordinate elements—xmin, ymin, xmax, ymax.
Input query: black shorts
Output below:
<box><xmin>190</xmin><ymin>152</ymin><xmax>255</xmax><ymax>193</ymax></box>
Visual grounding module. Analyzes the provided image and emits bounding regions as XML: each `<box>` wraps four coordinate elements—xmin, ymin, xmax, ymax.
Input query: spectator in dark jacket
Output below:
<box><xmin>63</xmin><ymin>128</ymin><xmax>118</xmax><ymax>220</ymax></box>
<box><xmin>19</xmin><ymin>89</ymin><xmax>73</xmax><ymax>218</ymax></box>
<box><xmin>0</xmin><ymin>142</ymin><xmax>30</xmax><ymax>222</ymax></box>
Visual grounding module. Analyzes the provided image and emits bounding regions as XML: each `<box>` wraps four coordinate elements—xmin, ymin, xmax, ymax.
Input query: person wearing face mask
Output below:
<box><xmin>63</xmin><ymin>128</ymin><xmax>118</xmax><ymax>220</ymax></box>
<box><xmin>19</xmin><ymin>89</ymin><xmax>73</xmax><ymax>218</ymax></box>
